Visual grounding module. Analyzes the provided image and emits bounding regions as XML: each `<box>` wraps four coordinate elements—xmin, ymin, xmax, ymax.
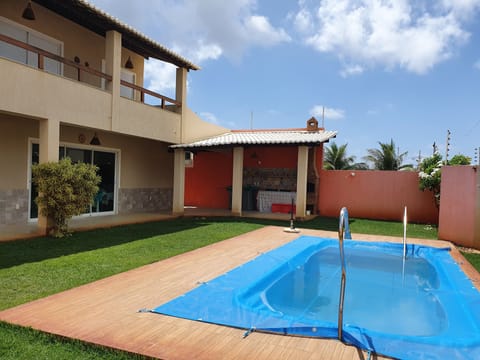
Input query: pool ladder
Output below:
<box><xmin>403</xmin><ymin>206</ymin><xmax>407</xmax><ymax>260</ymax></box>
<box><xmin>338</xmin><ymin>207</ymin><xmax>351</xmax><ymax>341</ymax></box>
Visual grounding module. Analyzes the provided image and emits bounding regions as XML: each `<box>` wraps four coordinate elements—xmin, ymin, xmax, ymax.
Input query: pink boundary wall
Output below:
<box><xmin>438</xmin><ymin>166</ymin><xmax>480</xmax><ymax>248</ymax></box>
<box><xmin>318</xmin><ymin>170</ymin><xmax>439</xmax><ymax>224</ymax></box>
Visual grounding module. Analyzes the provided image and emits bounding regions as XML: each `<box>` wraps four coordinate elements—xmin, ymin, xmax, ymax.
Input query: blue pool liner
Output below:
<box><xmin>151</xmin><ymin>236</ymin><xmax>480</xmax><ymax>360</ymax></box>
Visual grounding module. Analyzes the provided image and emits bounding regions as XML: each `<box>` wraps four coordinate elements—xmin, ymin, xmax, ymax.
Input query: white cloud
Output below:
<box><xmin>190</xmin><ymin>41</ymin><xmax>223</xmax><ymax>63</ymax></box>
<box><xmin>310</xmin><ymin>105</ymin><xmax>345</xmax><ymax>120</ymax></box>
<box><xmin>441</xmin><ymin>0</ymin><xmax>480</xmax><ymax>20</ymax></box>
<box><xmin>244</xmin><ymin>15</ymin><xmax>291</xmax><ymax>46</ymax></box>
<box><xmin>293</xmin><ymin>0</ymin><xmax>476</xmax><ymax>75</ymax></box>
<box><xmin>293</xmin><ymin>8</ymin><xmax>313</xmax><ymax>33</ymax></box>
<box><xmin>340</xmin><ymin>64</ymin><xmax>364</xmax><ymax>77</ymax></box>
<box><xmin>199</xmin><ymin>112</ymin><xmax>236</xmax><ymax>128</ymax></box>
<box><xmin>132</xmin><ymin>0</ymin><xmax>291</xmax><ymax>63</ymax></box>
<box><xmin>144</xmin><ymin>59</ymin><xmax>177</xmax><ymax>95</ymax></box>
<box><xmin>92</xmin><ymin>0</ymin><xmax>290</xmax><ymax>89</ymax></box>
<box><xmin>199</xmin><ymin>112</ymin><xmax>220</xmax><ymax>125</ymax></box>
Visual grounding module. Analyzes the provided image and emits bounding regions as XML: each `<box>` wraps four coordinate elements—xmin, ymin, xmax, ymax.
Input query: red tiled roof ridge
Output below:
<box><xmin>231</xmin><ymin>127</ymin><xmax>325</xmax><ymax>133</ymax></box>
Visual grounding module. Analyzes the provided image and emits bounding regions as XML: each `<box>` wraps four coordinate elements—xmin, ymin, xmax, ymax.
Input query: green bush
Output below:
<box><xmin>419</xmin><ymin>152</ymin><xmax>472</xmax><ymax>207</ymax></box>
<box><xmin>32</xmin><ymin>158</ymin><xmax>101</xmax><ymax>237</ymax></box>
<box><xmin>448</xmin><ymin>154</ymin><xmax>471</xmax><ymax>165</ymax></box>
<box><xmin>418</xmin><ymin>153</ymin><xmax>442</xmax><ymax>207</ymax></box>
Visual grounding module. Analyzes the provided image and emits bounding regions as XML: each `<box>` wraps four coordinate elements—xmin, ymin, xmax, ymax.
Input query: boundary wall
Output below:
<box><xmin>438</xmin><ymin>166</ymin><xmax>479</xmax><ymax>248</ymax></box>
<box><xmin>318</xmin><ymin>170</ymin><xmax>439</xmax><ymax>224</ymax></box>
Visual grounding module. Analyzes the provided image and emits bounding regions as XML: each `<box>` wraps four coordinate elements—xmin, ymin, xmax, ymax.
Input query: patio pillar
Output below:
<box><xmin>296</xmin><ymin>146</ymin><xmax>308</xmax><ymax>219</ymax></box>
<box><xmin>176</xmin><ymin>67</ymin><xmax>188</xmax><ymax>143</ymax></box>
<box><xmin>172</xmin><ymin>148</ymin><xmax>185</xmax><ymax>216</ymax></box>
<box><xmin>37</xmin><ymin>118</ymin><xmax>60</xmax><ymax>235</ymax></box>
<box><xmin>105</xmin><ymin>30</ymin><xmax>122</xmax><ymax>131</ymax></box>
<box><xmin>231</xmin><ymin>146</ymin><xmax>244</xmax><ymax>216</ymax></box>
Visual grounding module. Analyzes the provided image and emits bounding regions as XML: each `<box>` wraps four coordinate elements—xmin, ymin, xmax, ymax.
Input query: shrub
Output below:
<box><xmin>418</xmin><ymin>153</ymin><xmax>442</xmax><ymax>207</ymax></box>
<box><xmin>448</xmin><ymin>154</ymin><xmax>471</xmax><ymax>165</ymax></box>
<box><xmin>32</xmin><ymin>158</ymin><xmax>101</xmax><ymax>237</ymax></box>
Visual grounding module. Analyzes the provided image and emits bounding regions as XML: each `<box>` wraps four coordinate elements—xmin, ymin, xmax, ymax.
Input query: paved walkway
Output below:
<box><xmin>1</xmin><ymin>227</ymin><xmax>478</xmax><ymax>359</ymax></box>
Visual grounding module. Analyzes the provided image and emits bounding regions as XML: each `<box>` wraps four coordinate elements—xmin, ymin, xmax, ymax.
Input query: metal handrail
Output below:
<box><xmin>403</xmin><ymin>206</ymin><xmax>407</xmax><ymax>260</ymax></box>
<box><xmin>337</xmin><ymin>207</ymin><xmax>349</xmax><ymax>341</ymax></box>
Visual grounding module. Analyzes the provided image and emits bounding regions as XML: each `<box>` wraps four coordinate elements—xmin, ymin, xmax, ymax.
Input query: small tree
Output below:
<box><xmin>363</xmin><ymin>139</ymin><xmax>413</xmax><ymax>170</ymax></box>
<box><xmin>448</xmin><ymin>154</ymin><xmax>471</xmax><ymax>165</ymax></box>
<box><xmin>33</xmin><ymin>158</ymin><xmax>101</xmax><ymax>237</ymax></box>
<box><xmin>418</xmin><ymin>153</ymin><xmax>443</xmax><ymax>207</ymax></box>
<box><xmin>323</xmin><ymin>142</ymin><xmax>356</xmax><ymax>170</ymax></box>
<box><xmin>419</xmin><ymin>152</ymin><xmax>472</xmax><ymax>207</ymax></box>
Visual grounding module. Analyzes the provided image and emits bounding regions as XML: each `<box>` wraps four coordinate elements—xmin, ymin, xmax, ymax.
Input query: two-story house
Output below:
<box><xmin>1</xmin><ymin>1</ymin><xmax>338</xmax><ymax>238</ymax></box>
<box><xmin>0</xmin><ymin>0</ymin><xmax>227</xmax><ymax>235</ymax></box>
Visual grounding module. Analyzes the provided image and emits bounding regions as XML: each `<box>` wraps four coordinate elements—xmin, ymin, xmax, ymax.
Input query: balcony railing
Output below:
<box><xmin>0</xmin><ymin>33</ymin><xmax>180</xmax><ymax>109</ymax></box>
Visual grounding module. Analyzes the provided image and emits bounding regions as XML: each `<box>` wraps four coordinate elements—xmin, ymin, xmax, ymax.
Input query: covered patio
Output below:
<box><xmin>171</xmin><ymin>118</ymin><xmax>337</xmax><ymax>220</ymax></box>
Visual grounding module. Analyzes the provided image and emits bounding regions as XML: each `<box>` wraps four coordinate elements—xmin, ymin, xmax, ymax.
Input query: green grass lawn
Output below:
<box><xmin>0</xmin><ymin>216</ymin><xmax>477</xmax><ymax>359</ymax></box>
<box><xmin>0</xmin><ymin>322</ymin><xmax>148</xmax><ymax>360</ymax></box>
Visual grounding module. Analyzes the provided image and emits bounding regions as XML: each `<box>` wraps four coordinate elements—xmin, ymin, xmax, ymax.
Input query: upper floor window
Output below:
<box><xmin>120</xmin><ymin>69</ymin><xmax>136</xmax><ymax>100</ymax></box>
<box><xmin>0</xmin><ymin>16</ymin><xmax>63</xmax><ymax>75</ymax></box>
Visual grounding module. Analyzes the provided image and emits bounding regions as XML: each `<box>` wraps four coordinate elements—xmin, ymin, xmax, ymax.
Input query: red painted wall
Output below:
<box><xmin>438</xmin><ymin>166</ymin><xmax>480</xmax><ymax>248</ymax></box>
<box><xmin>318</xmin><ymin>170</ymin><xmax>439</xmax><ymax>224</ymax></box>
<box><xmin>185</xmin><ymin>150</ymin><xmax>233</xmax><ymax>208</ymax></box>
<box><xmin>184</xmin><ymin>146</ymin><xmax>299</xmax><ymax>208</ymax></box>
<box><xmin>243</xmin><ymin>146</ymin><xmax>298</xmax><ymax>169</ymax></box>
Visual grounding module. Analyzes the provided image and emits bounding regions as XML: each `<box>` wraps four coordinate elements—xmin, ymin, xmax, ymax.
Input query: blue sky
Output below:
<box><xmin>90</xmin><ymin>0</ymin><xmax>480</xmax><ymax>165</ymax></box>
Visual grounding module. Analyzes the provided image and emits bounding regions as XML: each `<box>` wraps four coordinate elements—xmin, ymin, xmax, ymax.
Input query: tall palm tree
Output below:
<box><xmin>363</xmin><ymin>139</ymin><xmax>412</xmax><ymax>170</ymax></box>
<box><xmin>323</xmin><ymin>142</ymin><xmax>356</xmax><ymax>170</ymax></box>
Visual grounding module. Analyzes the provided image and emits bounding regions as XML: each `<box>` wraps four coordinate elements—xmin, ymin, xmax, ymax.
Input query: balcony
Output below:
<box><xmin>0</xmin><ymin>33</ymin><xmax>182</xmax><ymax>143</ymax></box>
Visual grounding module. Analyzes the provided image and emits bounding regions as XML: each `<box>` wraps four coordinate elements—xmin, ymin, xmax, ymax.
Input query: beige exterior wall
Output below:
<box><xmin>0</xmin><ymin>56</ymin><xmax>182</xmax><ymax>143</ymax></box>
<box><xmin>0</xmin><ymin>59</ymin><xmax>111</xmax><ymax>126</ymax></box>
<box><xmin>0</xmin><ymin>117</ymin><xmax>173</xmax><ymax>192</ymax></box>
<box><xmin>117</xmin><ymin>98</ymin><xmax>180</xmax><ymax>142</ymax></box>
<box><xmin>183</xmin><ymin>108</ymin><xmax>228</xmax><ymax>143</ymax></box>
<box><xmin>0</xmin><ymin>114</ymin><xmax>37</xmax><ymax>189</ymax></box>
<box><xmin>60</xmin><ymin>125</ymin><xmax>173</xmax><ymax>189</ymax></box>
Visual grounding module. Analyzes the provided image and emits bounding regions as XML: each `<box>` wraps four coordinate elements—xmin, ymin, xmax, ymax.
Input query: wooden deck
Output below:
<box><xmin>1</xmin><ymin>227</ymin><xmax>479</xmax><ymax>359</ymax></box>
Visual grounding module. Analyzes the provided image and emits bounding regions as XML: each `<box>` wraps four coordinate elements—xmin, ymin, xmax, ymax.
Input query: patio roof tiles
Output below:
<box><xmin>170</xmin><ymin>129</ymin><xmax>337</xmax><ymax>150</ymax></box>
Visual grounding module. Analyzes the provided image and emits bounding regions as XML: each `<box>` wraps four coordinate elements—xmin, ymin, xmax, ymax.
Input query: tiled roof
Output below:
<box><xmin>34</xmin><ymin>0</ymin><xmax>199</xmax><ymax>70</ymax></box>
<box><xmin>170</xmin><ymin>129</ymin><xmax>337</xmax><ymax>149</ymax></box>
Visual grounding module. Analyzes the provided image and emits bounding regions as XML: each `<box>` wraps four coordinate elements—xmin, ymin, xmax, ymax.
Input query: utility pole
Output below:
<box><xmin>475</xmin><ymin>147</ymin><xmax>479</xmax><ymax>165</ymax></box>
<box><xmin>445</xmin><ymin>130</ymin><xmax>451</xmax><ymax>165</ymax></box>
<box><xmin>432</xmin><ymin>142</ymin><xmax>437</xmax><ymax>155</ymax></box>
<box><xmin>322</xmin><ymin>106</ymin><xmax>325</xmax><ymax>129</ymax></box>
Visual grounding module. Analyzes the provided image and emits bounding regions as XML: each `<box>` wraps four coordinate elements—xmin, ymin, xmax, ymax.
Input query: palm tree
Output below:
<box><xmin>363</xmin><ymin>139</ymin><xmax>412</xmax><ymax>170</ymax></box>
<box><xmin>323</xmin><ymin>142</ymin><xmax>356</xmax><ymax>170</ymax></box>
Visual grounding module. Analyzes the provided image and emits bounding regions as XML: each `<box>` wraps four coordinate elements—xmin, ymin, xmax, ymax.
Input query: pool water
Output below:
<box><xmin>153</xmin><ymin>236</ymin><xmax>480</xmax><ymax>360</ymax></box>
<box><xmin>260</xmin><ymin>247</ymin><xmax>446</xmax><ymax>336</ymax></box>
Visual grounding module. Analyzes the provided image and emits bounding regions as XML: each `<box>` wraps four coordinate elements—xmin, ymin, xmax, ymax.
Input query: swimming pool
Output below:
<box><xmin>152</xmin><ymin>236</ymin><xmax>480</xmax><ymax>359</ymax></box>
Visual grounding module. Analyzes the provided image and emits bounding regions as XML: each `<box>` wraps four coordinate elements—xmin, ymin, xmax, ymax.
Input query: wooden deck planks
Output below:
<box><xmin>1</xmin><ymin>226</ymin><xmax>478</xmax><ymax>359</ymax></box>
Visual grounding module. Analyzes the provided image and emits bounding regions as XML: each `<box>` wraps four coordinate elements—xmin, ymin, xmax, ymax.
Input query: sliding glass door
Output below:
<box><xmin>29</xmin><ymin>143</ymin><xmax>117</xmax><ymax>219</ymax></box>
<box><xmin>91</xmin><ymin>151</ymin><xmax>115</xmax><ymax>213</ymax></box>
